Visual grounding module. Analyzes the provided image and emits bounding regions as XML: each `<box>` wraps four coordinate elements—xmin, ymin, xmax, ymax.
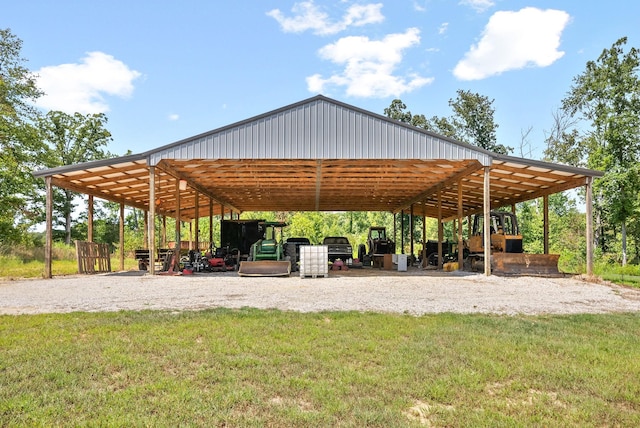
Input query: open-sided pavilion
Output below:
<box><xmin>33</xmin><ymin>95</ymin><xmax>603</xmax><ymax>277</ymax></box>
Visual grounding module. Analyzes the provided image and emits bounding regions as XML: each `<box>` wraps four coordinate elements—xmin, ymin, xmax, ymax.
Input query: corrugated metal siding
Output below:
<box><xmin>148</xmin><ymin>98</ymin><xmax>492</xmax><ymax>166</ymax></box>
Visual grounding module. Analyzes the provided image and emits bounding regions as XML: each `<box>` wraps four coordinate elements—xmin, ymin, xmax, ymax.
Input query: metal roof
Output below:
<box><xmin>147</xmin><ymin>95</ymin><xmax>494</xmax><ymax>166</ymax></box>
<box><xmin>33</xmin><ymin>95</ymin><xmax>603</xmax><ymax>221</ymax></box>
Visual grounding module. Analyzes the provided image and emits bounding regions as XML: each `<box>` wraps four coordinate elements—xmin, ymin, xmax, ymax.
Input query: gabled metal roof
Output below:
<box><xmin>147</xmin><ymin>95</ymin><xmax>494</xmax><ymax>166</ymax></box>
<box><xmin>33</xmin><ymin>95</ymin><xmax>603</xmax><ymax>220</ymax></box>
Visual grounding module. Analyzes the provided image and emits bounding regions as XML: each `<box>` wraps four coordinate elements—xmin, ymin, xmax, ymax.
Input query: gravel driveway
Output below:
<box><xmin>2</xmin><ymin>269</ymin><xmax>640</xmax><ymax>316</ymax></box>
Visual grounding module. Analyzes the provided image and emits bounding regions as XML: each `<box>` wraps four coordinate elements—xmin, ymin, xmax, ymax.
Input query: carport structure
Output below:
<box><xmin>34</xmin><ymin>95</ymin><xmax>603</xmax><ymax>277</ymax></box>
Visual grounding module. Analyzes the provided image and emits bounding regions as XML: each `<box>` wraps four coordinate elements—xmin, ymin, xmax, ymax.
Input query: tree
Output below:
<box><xmin>448</xmin><ymin>90</ymin><xmax>511</xmax><ymax>154</ymax></box>
<box><xmin>0</xmin><ymin>28</ymin><xmax>45</xmax><ymax>245</ymax></box>
<box><xmin>384</xmin><ymin>90</ymin><xmax>512</xmax><ymax>154</ymax></box>
<box><xmin>39</xmin><ymin>111</ymin><xmax>113</xmax><ymax>244</ymax></box>
<box><xmin>553</xmin><ymin>37</ymin><xmax>640</xmax><ymax>265</ymax></box>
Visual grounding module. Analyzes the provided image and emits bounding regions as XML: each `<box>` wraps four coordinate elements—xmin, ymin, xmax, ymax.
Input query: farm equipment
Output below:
<box><xmin>358</xmin><ymin>226</ymin><xmax>396</xmax><ymax>266</ymax></box>
<box><xmin>238</xmin><ymin>221</ymin><xmax>291</xmax><ymax>277</ymax></box>
<box><xmin>283</xmin><ymin>237</ymin><xmax>311</xmax><ymax>272</ymax></box>
<box><xmin>423</xmin><ymin>240</ymin><xmax>465</xmax><ymax>268</ymax></box>
<box><xmin>467</xmin><ymin>211</ymin><xmax>560</xmax><ymax>276</ymax></box>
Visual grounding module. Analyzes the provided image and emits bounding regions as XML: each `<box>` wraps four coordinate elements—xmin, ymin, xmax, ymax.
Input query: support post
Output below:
<box><xmin>119</xmin><ymin>203</ymin><xmax>125</xmax><ymax>271</ymax></box>
<box><xmin>437</xmin><ymin>191</ymin><xmax>443</xmax><ymax>270</ymax></box>
<box><xmin>87</xmin><ymin>195</ymin><xmax>94</xmax><ymax>242</ymax></box>
<box><xmin>543</xmin><ymin>195</ymin><xmax>549</xmax><ymax>254</ymax></box>
<box><xmin>410</xmin><ymin>205</ymin><xmax>414</xmax><ymax>262</ymax></box>
<box><xmin>393</xmin><ymin>212</ymin><xmax>397</xmax><ymax>250</ymax></box>
<box><xmin>400</xmin><ymin>210</ymin><xmax>405</xmax><ymax>254</ymax></box>
<box><xmin>586</xmin><ymin>177</ymin><xmax>594</xmax><ymax>276</ymax></box>
<box><xmin>209</xmin><ymin>198</ymin><xmax>213</xmax><ymax>250</ymax></box>
<box><xmin>161</xmin><ymin>216</ymin><xmax>166</xmax><ymax>248</ymax></box>
<box><xmin>194</xmin><ymin>191</ymin><xmax>199</xmax><ymax>250</ymax></box>
<box><xmin>143</xmin><ymin>210</ymin><xmax>148</xmax><ymax>249</ymax></box>
<box><xmin>149</xmin><ymin>166</ymin><xmax>156</xmax><ymax>275</ymax></box>
<box><xmin>45</xmin><ymin>176</ymin><xmax>53</xmax><ymax>278</ymax></box>
<box><xmin>422</xmin><ymin>213</ymin><xmax>426</xmax><ymax>266</ymax></box>
<box><xmin>483</xmin><ymin>167</ymin><xmax>491</xmax><ymax>276</ymax></box>
<box><xmin>458</xmin><ymin>179</ymin><xmax>464</xmax><ymax>270</ymax></box>
<box><xmin>175</xmin><ymin>178</ymin><xmax>181</xmax><ymax>272</ymax></box>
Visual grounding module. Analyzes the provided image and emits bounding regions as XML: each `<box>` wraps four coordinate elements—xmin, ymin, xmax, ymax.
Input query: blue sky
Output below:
<box><xmin>4</xmin><ymin>0</ymin><xmax>639</xmax><ymax>160</ymax></box>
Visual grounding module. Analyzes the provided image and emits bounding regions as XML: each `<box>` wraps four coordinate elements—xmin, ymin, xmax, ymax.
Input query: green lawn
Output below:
<box><xmin>0</xmin><ymin>257</ymin><xmax>139</xmax><ymax>279</ymax></box>
<box><xmin>2</xmin><ymin>309</ymin><xmax>639</xmax><ymax>426</ymax></box>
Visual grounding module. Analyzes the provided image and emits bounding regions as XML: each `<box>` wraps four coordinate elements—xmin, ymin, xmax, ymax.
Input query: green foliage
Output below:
<box><xmin>38</xmin><ymin>111</ymin><xmax>114</xmax><ymax>244</ymax></box>
<box><xmin>2</xmin><ymin>310</ymin><xmax>640</xmax><ymax>425</ymax></box>
<box><xmin>384</xmin><ymin>90</ymin><xmax>512</xmax><ymax>154</ymax></box>
<box><xmin>448</xmin><ymin>89</ymin><xmax>512</xmax><ymax>154</ymax></box>
<box><xmin>553</xmin><ymin>37</ymin><xmax>640</xmax><ymax>266</ymax></box>
<box><xmin>0</xmin><ymin>28</ymin><xmax>46</xmax><ymax>244</ymax></box>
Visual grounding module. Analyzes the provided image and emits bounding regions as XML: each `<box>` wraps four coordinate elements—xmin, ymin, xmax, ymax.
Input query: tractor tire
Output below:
<box><xmin>427</xmin><ymin>252</ymin><xmax>440</xmax><ymax>267</ymax></box>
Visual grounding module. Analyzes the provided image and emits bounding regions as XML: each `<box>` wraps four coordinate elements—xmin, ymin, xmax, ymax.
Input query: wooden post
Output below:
<box><xmin>483</xmin><ymin>167</ymin><xmax>491</xmax><ymax>276</ymax></box>
<box><xmin>410</xmin><ymin>204</ymin><xmax>414</xmax><ymax>262</ymax></box>
<box><xmin>422</xmin><ymin>212</ymin><xmax>426</xmax><ymax>266</ymax></box>
<box><xmin>194</xmin><ymin>191</ymin><xmax>199</xmax><ymax>249</ymax></box>
<box><xmin>119</xmin><ymin>203</ymin><xmax>125</xmax><ymax>271</ymax></box>
<box><xmin>161</xmin><ymin>215</ymin><xmax>166</xmax><ymax>248</ymax></box>
<box><xmin>175</xmin><ymin>178</ymin><xmax>181</xmax><ymax>272</ymax></box>
<box><xmin>209</xmin><ymin>200</ymin><xmax>214</xmax><ymax>247</ymax></box>
<box><xmin>543</xmin><ymin>195</ymin><xmax>549</xmax><ymax>254</ymax></box>
<box><xmin>400</xmin><ymin>210</ymin><xmax>405</xmax><ymax>254</ymax></box>
<box><xmin>149</xmin><ymin>166</ymin><xmax>156</xmax><ymax>275</ymax></box>
<box><xmin>393</xmin><ymin>212</ymin><xmax>397</xmax><ymax>249</ymax></box>
<box><xmin>45</xmin><ymin>176</ymin><xmax>53</xmax><ymax>278</ymax></box>
<box><xmin>437</xmin><ymin>191</ymin><xmax>443</xmax><ymax>270</ymax></box>
<box><xmin>586</xmin><ymin>177</ymin><xmax>594</xmax><ymax>276</ymax></box>
<box><xmin>143</xmin><ymin>210</ymin><xmax>149</xmax><ymax>249</ymax></box>
<box><xmin>458</xmin><ymin>179</ymin><xmax>464</xmax><ymax>270</ymax></box>
<box><xmin>87</xmin><ymin>195</ymin><xmax>94</xmax><ymax>242</ymax></box>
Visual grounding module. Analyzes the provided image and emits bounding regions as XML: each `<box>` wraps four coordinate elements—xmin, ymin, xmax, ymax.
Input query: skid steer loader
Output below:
<box><xmin>467</xmin><ymin>211</ymin><xmax>561</xmax><ymax>276</ymax></box>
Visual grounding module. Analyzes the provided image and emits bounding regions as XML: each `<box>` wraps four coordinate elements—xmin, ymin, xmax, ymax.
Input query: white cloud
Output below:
<box><xmin>267</xmin><ymin>1</ymin><xmax>384</xmax><ymax>36</ymax></box>
<box><xmin>453</xmin><ymin>7</ymin><xmax>570</xmax><ymax>81</ymax></box>
<box><xmin>168</xmin><ymin>114</ymin><xmax>179</xmax><ymax>121</ymax></box>
<box><xmin>413</xmin><ymin>1</ymin><xmax>427</xmax><ymax>12</ymax></box>
<box><xmin>460</xmin><ymin>0</ymin><xmax>495</xmax><ymax>13</ymax></box>
<box><xmin>438</xmin><ymin>22</ymin><xmax>449</xmax><ymax>35</ymax></box>
<box><xmin>35</xmin><ymin>51</ymin><xmax>142</xmax><ymax>114</ymax></box>
<box><xmin>307</xmin><ymin>28</ymin><xmax>433</xmax><ymax>98</ymax></box>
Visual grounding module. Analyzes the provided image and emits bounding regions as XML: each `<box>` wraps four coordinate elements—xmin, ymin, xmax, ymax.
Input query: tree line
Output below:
<box><xmin>1</xmin><ymin>28</ymin><xmax>638</xmax><ymax>267</ymax></box>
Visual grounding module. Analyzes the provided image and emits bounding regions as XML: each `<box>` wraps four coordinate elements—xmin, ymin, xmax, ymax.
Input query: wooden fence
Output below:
<box><xmin>75</xmin><ymin>241</ymin><xmax>111</xmax><ymax>274</ymax></box>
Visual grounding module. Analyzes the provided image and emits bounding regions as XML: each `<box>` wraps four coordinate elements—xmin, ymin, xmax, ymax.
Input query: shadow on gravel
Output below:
<box><xmin>105</xmin><ymin>271</ymin><xmax>147</xmax><ymax>277</ymax></box>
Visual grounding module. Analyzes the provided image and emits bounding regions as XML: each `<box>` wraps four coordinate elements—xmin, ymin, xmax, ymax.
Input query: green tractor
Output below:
<box><xmin>239</xmin><ymin>222</ymin><xmax>291</xmax><ymax>276</ymax></box>
<box><xmin>248</xmin><ymin>221</ymin><xmax>287</xmax><ymax>261</ymax></box>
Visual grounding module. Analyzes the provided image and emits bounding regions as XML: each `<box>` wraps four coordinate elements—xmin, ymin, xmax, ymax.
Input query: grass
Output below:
<box><xmin>1</xmin><ymin>309</ymin><xmax>639</xmax><ymax>426</ymax></box>
<box><xmin>596</xmin><ymin>263</ymin><xmax>640</xmax><ymax>288</ymax></box>
<box><xmin>0</xmin><ymin>254</ymin><xmax>138</xmax><ymax>279</ymax></box>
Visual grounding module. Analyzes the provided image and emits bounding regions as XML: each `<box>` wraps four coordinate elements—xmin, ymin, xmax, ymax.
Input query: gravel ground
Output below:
<box><xmin>2</xmin><ymin>268</ymin><xmax>640</xmax><ymax>316</ymax></box>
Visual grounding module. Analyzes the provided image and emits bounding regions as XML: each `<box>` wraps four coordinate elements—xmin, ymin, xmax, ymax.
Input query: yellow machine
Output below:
<box><xmin>467</xmin><ymin>211</ymin><xmax>560</xmax><ymax>276</ymax></box>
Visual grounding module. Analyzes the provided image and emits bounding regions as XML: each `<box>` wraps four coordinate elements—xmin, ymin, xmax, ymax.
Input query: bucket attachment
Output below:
<box><xmin>491</xmin><ymin>253</ymin><xmax>561</xmax><ymax>276</ymax></box>
<box><xmin>238</xmin><ymin>261</ymin><xmax>291</xmax><ymax>277</ymax></box>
